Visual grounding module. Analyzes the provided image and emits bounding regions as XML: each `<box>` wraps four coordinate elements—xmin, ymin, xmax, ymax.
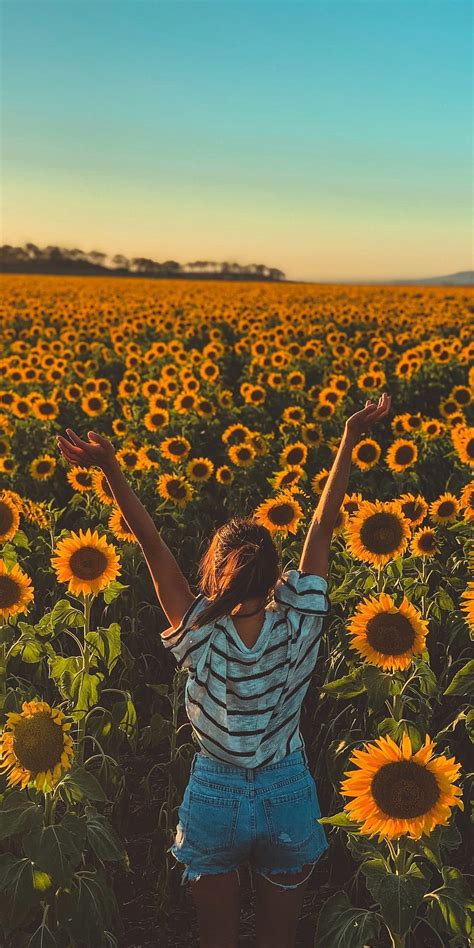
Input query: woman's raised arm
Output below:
<box><xmin>56</xmin><ymin>429</ymin><xmax>195</xmax><ymax>628</ymax></box>
<box><xmin>299</xmin><ymin>394</ymin><xmax>391</xmax><ymax>579</ymax></box>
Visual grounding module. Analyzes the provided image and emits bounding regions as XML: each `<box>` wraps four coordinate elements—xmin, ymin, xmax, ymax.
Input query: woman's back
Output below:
<box><xmin>161</xmin><ymin>568</ymin><xmax>330</xmax><ymax>768</ymax></box>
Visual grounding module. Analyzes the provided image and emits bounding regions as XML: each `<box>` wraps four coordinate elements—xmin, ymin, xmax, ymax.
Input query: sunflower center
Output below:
<box><xmin>36</xmin><ymin>461</ymin><xmax>52</xmax><ymax>474</ymax></box>
<box><xmin>0</xmin><ymin>575</ymin><xmax>21</xmax><ymax>608</ymax></box>
<box><xmin>402</xmin><ymin>501</ymin><xmax>422</xmax><ymax>521</ymax></box>
<box><xmin>0</xmin><ymin>502</ymin><xmax>14</xmax><ymax>536</ymax></box>
<box><xmin>360</xmin><ymin>513</ymin><xmax>404</xmax><ymax>554</ymax></box>
<box><xmin>395</xmin><ymin>445</ymin><xmax>415</xmax><ymax>465</ymax></box>
<box><xmin>366</xmin><ymin>611</ymin><xmax>415</xmax><ymax>655</ymax></box>
<box><xmin>418</xmin><ymin>531</ymin><xmax>435</xmax><ymax>551</ymax></box>
<box><xmin>437</xmin><ymin>501</ymin><xmax>455</xmax><ymax>518</ymax></box>
<box><xmin>358</xmin><ymin>443</ymin><xmax>378</xmax><ymax>462</ymax></box>
<box><xmin>269</xmin><ymin>503</ymin><xmax>295</xmax><ymax>526</ymax></box>
<box><xmin>69</xmin><ymin>546</ymin><xmax>108</xmax><ymax>580</ymax></box>
<box><xmin>76</xmin><ymin>472</ymin><xmax>91</xmax><ymax>486</ymax></box>
<box><xmin>193</xmin><ymin>464</ymin><xmax>208</xmax><ymax>477</ymax></box>
<box><xmin>466</xmin><ymin>438</ymin><xmax>474</xmax><ymax>459</ymax></box>
<box><xmin>286</xmin><ymin>448</ymin><xmax>304</xmax><ymax>465</ymax></box>
<box><xmin>371</xmin><ymin>759</ymin><xmax>440</xmax><ymax>818</ymax></box>
<box><xmin>13</xmin><ymin>712</ymin><xmax>65</xmax><ymax>774</ymax></box>
<box><xmin>168</xmin><ymin>481</ymin><xmax>187</xmax><ymax>499</ymax></box>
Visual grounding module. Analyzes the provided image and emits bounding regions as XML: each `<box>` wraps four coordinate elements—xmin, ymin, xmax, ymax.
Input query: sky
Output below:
<box><xmin>1</xmin><ymin>0</ymin><xmax>472</xmax><ymax>282</ymax></box>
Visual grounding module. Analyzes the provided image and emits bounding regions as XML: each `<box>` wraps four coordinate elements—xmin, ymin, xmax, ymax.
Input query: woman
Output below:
<box><xmin>57</xmin><ymin>392</ymin><xmax>391</xmax><ymax>948</ymax></box>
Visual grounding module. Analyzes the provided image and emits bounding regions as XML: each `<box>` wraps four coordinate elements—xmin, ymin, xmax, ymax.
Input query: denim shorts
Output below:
<box><xmin>168</xmin><ymin>746</ymin><xmax>329</xmax><ymax>891</ymax></box>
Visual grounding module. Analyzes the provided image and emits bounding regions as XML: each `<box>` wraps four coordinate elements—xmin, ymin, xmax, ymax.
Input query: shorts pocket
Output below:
<box><xmin>185</xmin><ymin>789</ymin><xmax>241</xmax><ymax>854</ymax></box>
<box><xmin>263</xmin><ymin>780</ymin><xmax>318</xmax><ymax>851</ymax></box>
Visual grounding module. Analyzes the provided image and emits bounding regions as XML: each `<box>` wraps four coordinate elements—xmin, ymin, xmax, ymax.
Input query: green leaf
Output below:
<box><xmin>318</xmin><ymin>812</ymin><xmax>359</xmax><ymax>832</ymax></box>
<box><xmin>444</xmin><ymin>660</ymin><xmax>474</xmax><ymax>696</ymax></box>
<box><xmin>314</xmin><ymin>891</ymin><xmax>381</xmax><ymax>947</ymax></box>
<box><xmin>56</xmin><ymin>870</ymin><xmax>117</xmax><ymax>945</ymax></box>
<box><xmin>322</xmin><ymin>669</ymin><xmax>365</xmax><ymax>698</ymax></box>
<box><xmin>60</xmin><ymin>766</ymin><xmax>107</xmax><ymax>803</ymax></box>
<box><xmin>437</xmin><ymin>588</ymin><xmax>456</xmax><ymax>612</ymax></box>
<box><xmin>49</xmin><ymin>655</ymin><xmax>104</xmax><ymax>715</ymax></box>
<box><xmin>377</xmin><ymin>717</ymin><xmax>423</xmax><ymax>752</ymax></box>
<box><xmin>103</xmin><ymin>580</ymin><xmax>129</xmax><ymax>604</ymax></box>
<box><xmin>111</xmin><ymin>695</ymin><xmax>138</xmax><ymax>748</ymax></box>
<box><xmin>85</xmin><ymin>807</ymin><xmax>127</xmax><ymax>862</ymax></box>
<box><xmin>9</xmin><ymin>634</ymin><xmax>53</xmax><ymax>664</ymax></box>
<box><xmin>2</xmin><ymin>543</ymin><xmax>18</xmax><ymax>569</ymax></box>
<box><xmin>0</xmin><ymin>793</ymin><xmax>43</xmax><ymax>841</ymax></box>
<box><xmin>362</xmin><ymin>858</ymin><xmax>430</xmax><ymax>935</ymax></box>
<box><xmin>425</xmin><ymin>866</ymin><xmax>474</xmax><ymax>938</ymax></box>
<box><xmin>85</xmin><ymin>622</ymin><xmax>121</xmax><ymax>673</ymax></box>
<box><xmin>23</xmin><ymin>814</ymin><xmax>85</xmax><ymax>886</ymax></box>
<box><xmin>419</xmin><ymin>822</ymin><xmax>462</xmax><ymax>870</ymax></box>
<box><xmin>12</xmin><ymin>529</ymin><xmax>30</xmax><ymax>550</ymax></box>
<box><xmin>50</xmin><ymin>598</ymin><xmax>85</xmax><ymax>629</ymax></box>
<box><xmin>415</xmin><ymin>661</ymin><xmax>438</xmax><ymax>697</ymax></box>
<box><xmin>360</xmin><ymin>665</ymin><xmax>392</xmax><ymax>710</ymax></box>
<box><xmin>0</xmin><ymin>854</ymin><xmax>38</xmax><ymax>936</ymax></box>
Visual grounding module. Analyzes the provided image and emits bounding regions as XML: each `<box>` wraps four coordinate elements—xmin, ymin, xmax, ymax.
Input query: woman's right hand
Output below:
<box><xmin>344</xmin><ymin>393</ymin><xmax>391</xmax><ymax>442</ymax></box>
<box><xmin>56</xmin><ymin>428</ymin><xmax>118</xmax><ymax>472</ymax></box>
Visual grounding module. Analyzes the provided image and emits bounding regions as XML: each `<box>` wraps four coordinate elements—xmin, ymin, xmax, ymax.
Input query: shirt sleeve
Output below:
<box><xmin>273</xmin><ymin>568</ymin><xmax>330</xmax><ymax>638</ymax></box>
<box><xmin>160</xmin><ymin>594</ymin><xmax>214</xmax><ymax>674</ymax></box>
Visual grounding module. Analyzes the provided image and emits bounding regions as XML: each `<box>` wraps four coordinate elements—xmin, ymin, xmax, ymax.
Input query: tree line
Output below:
<box><xmin>0</xmin><ymin>244</ymin><xmax>285</xmax><ymax>281</ymax></box>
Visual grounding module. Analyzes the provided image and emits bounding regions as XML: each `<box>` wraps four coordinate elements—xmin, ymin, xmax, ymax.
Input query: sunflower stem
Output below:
<box><xmin>375</xmin><ymin>567</ymin><xmax>385</xmax><ymax>594</ymax></box>
<box><xmin>76</xmin><ymin>594</ymin><xmax>92</xmax><ymax>765</ymax></box>
<box><xmin>43</xmin><ymin>791</ymin><xmax>54</xmax><ymax>826</ymax></box>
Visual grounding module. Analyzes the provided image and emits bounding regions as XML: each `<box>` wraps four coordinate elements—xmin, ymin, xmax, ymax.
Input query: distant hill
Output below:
<box><xmin>0</xmin><ymin>243</ymin><xmax>285</xmax><ymax>281</ymax></box>
<box><xmin>387</xmin><ymin>271</ymin><xmax>473</xmax><ymax>286</ymax></box>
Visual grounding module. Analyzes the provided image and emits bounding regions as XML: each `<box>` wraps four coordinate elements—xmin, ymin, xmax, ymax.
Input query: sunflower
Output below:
<box><xmin>66</xmin><ymin>466</ymin><xmax>93</xmax><ymax>493</ymax></box>
<box><xmin>108</xmin><ymin>506</ymin><xmax>137</xmax><ymax>543</ymax></box>
<box><xmin>347</xmin><ymin>593</ymin><xmax>429</xmax><ymax>671</ymax></box>
<box><xmin>429</xmin><ymin>493</ymin><xmax>459</xmax><ymax>524</ymax></box>
<box><xmin>460</xmin><ymin>581</ymin><xmax>474</xmax><ymax>629</ymax></box>
<box><xmin>452</xmin><ymin>425</ymin><xmax>474</xmax><ymax>466</ymax></box>
<box><xmin>254</xmin><ymin>491</ymin><xmax>304</xmax><ymax>536</ymax></box>
<box><xmin>410</xmin><ymin>526</ymin><xmax>439</xmax><ymax>558</ymax></box>
<box><xmin>52</xmin><ymin>528</ymin><xmax>121</xmax><ymax>596</ymax></box>
<box><xmin>397</xmin><ymin>493</ymin><xmax>428</xmax><ymax>528</ymax></box>
<box><xmin>157</xmin><ymin>473</ymin><xmax>194</xmax><ymax>508</ymax></box>
<box><xmin>352</xmin><ymin>438</ymin><xmax>381</xmax><ymax>471</ymax></box>
<box><xmin>216</xmin><ymin>465</ymin><xmax>234</xmax><ymax>485</ymax></box>
<box><xmin>0</xmin><ymin>494</ymin><xmax>20</xmax><ymax>542</ymax></box>
<box><xmin>186</xmin><ymin>457</ymin><xmax>214</xmax><ymax>482</ymax></box>
<box><xmin>343</xmin><ymin>492</ymin><xmax>363</xmax><ymax>517</ymax></box>
<box><xmin>311</xmin><ymin>468</ymin><xmax>330</xmax><ymax>494</ymax></box>
<box><xmin>340</xmin><ymin>732</ymin><xmax>463</xmax><ymax>840</ymax></box>
<box><xmin>160</xmin><ymin>436</ymin><xmax>192</xmax><ymax>462</ymax></box>
<box><xmin>421</xmin><ymin>418</ymin><xmax>444</xmax><ymax>440</ymax></box>
<box><xmin>144</xmin><ymin>408</ymin><xmax>169</xmax><ymax>432</ymax></box>
<box><xmin>272</xmin><ymin>465</ymin><xmax>305</xmax><ymax>492</ymax></box>
<box><xmin>30</xmin><ymin>455</ymin><xmax>57</xmax><ymax>480</ymax></box>
<box><xmin>91</xmin><ymin>468</ymin><xmax>116</xmax><ymax>506</ymax></box>
<box><xmin>81</xmin><ymin>394</ymin><xmax>108</xmax><ymax>417</ymax></box>
<box><xmin>333</xmin><ymin>507</ymin><xmax>349</xmax><ymax>535</ymax></box>
<box><xmin>459</xmin><ymin>482</ymin><xmax>474</xmax><ymax>521</ymax></box>
<box><xmin>0</xmin><ymin>700</ymin><xmax>74</xmax><ymax>791</ymax></box>
<box><xmin>385</xmin><ymin>439</ymin><xmax>418</xmax><ymax>472</ymax></box>
<box><xmin>346</xmin><ymin>500</ymin><xmax>410</xmax><ymax>567</ymax></box>
<box><xmin>0</xmin><ymin>560</ymin><xmax>34</xmax><ymax>620</ymax></box>
<box><xmin>228</xmin><ymin>443</ymin><xmax>256</xmax><ymax>467</ymax></box>
<box><xmin>280</xmin><ymin>442</ymin><xmax>308</xmax><ymax>467</ymax></box>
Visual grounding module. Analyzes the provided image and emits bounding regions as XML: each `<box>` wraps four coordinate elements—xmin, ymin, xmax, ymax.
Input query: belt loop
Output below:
<box><xmin>301</xmin><ymin>744</ymin><xmax>309</xmax><ymax>768</ymax></box>
<box><xmin>190</xmin><ymin>753</ymin><xmax>198</xmax><ymax>776</ymax></box>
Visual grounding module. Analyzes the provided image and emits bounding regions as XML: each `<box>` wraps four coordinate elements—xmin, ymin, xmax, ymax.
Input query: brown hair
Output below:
<box><xmin>187</xmin><ymin>516</ymin><xmax>281</xmax><ymax>630</ymax></box>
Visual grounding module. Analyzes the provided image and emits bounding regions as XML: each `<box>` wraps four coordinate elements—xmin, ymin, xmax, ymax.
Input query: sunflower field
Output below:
<box><xmin>0</xmin><ymin>273</ymin><xmax>472</xmax><ymax>948</ymax></box>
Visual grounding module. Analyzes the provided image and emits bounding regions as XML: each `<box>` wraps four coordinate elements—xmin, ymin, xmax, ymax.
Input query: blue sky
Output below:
<box><xmin>2</xmin><ymin>0</ymin><xmax>472</xmax><ymax>280</ymax></box>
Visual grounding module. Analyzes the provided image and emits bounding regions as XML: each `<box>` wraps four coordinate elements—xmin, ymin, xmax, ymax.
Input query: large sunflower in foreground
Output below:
<box><xmin>347</xmin><ymin>593</ymin><xmax>429</xmax><ymax>670</ymax></box>
<box><xmin>340</xmin><ymin>733</ymin><xmax>463</xmax><ymax>840</ymax></box>
<box><xmin>460</xmin><ymin>581</ymin><xmax>474</xmax><ymax>629</ymax></box>
<box><xmin>52</xmin><ymin>528</ymin><xmax>121</xmax><ymax>595</ymax></box>
<box><xmin>0</xmin><ymin>700</ymin><xmax>74</xmax><ymax>791</ymax></box>
<box><xmin>254</xmin><ymin>491</ymin><xmax>304</xmax><ymax>536</ymax></box>
<box><xmin>0</xmin><ymin>560</ymin><xmax>34</xmax><ymax>620</ymax></box>
<box><xmin>346</xmin><ymin>500</ymin><xmax>410</xmax><ymax>567</ymax></box>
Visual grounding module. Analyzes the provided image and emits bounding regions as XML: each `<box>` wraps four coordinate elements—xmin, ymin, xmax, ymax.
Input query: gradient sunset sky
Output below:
<box><xmin>2</xmin><ymin>0</ymin><xmax>472</xmax><ymax>282</ymax></box>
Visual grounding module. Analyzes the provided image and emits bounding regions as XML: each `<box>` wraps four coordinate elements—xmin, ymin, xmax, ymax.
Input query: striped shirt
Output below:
<box><xmin>160</xmin><ymin>568</ymin><xmax>330</xmax><ymax>768</ymax></box>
